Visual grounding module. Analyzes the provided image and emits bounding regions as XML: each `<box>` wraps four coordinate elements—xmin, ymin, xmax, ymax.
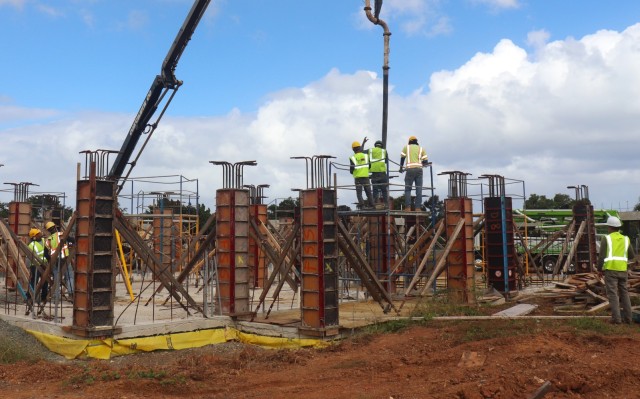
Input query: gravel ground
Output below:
<box><xmin>0</xmin><ymin>319</ymin><xmax>64</xmax><ymax>363</ymax></box>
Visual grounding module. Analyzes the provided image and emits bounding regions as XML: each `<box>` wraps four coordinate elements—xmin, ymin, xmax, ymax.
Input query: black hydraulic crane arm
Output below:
<box><xmin>108</xmin><ymin>0</ymin><xmax>211</xmax><ymax>185</ymax></box>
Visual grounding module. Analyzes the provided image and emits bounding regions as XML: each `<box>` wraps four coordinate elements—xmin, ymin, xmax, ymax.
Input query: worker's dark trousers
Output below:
<box><xmin>370</xmin><ymin>172</ymin><xmax>388</xmax><ymax>203</ymax></box>
<box><xmin>404</xmin><ymin>168</ymin><xmax>423</xmax><ymax>209</ymax></box>
<box><xmin>354</xmin><ymin>177</ymin><xmax>374</xmax><ymax>208</ymax></box>
<box><xmin>28</xmin><ymin>265</ymin><xmax>49</xmax><ymax>304</ymax></box>
<box><xmin>604</xmin><ymin>269</ymin><xmax>632</xmax><ymax>323</ymax></box>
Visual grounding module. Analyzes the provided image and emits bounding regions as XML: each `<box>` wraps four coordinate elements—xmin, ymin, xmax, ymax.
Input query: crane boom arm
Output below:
<box><xmin>108</xmin><ymin>0</ymin><xmax>211</xmax><ymax>181</ymax></box>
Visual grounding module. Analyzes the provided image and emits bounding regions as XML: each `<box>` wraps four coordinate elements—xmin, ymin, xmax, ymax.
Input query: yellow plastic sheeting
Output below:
<box><xmin>236</xmin><ymin>331</ymin><xmax>330</xmax><ymax>349</ymax></box>
<box><xmin>27</xmin><ymin>327</ymin><xmax>329</xmax><ymax>360</ymax></box>
<box><xmin>28</xmin><ymin>330</ymin><xmax>89</xmax><ymax>360</ymax></box>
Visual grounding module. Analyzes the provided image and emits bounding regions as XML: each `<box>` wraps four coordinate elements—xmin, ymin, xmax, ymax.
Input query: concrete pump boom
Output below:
<box><xmin>108</xmin><ymin>0</ymin><xmax>211</xmax><ymax>189</ymax></box>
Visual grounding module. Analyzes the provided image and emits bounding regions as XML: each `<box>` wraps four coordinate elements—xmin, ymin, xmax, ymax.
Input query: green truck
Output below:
<box><xmin>513</xmin><ymin>209</ymin><xmax>619</xmax><ymax>274</ymax></box>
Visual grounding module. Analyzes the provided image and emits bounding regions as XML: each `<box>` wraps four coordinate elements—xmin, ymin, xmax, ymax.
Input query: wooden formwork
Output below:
<box><xmin>299</xmin><ymin>189</ymin><xmax>339</xmax><ymax>336</ymax></box>
<box><xmin>249</xmin><ymin>204</ymin><xmax>267</xmax><ymax>288</ymax></box>
<box><xmin>71</xmin><ymin>165</ymin><xmax>117</xmax><ymax>337</ymax></box>
<box><xmin>215</xmin><ymin>189</ymin><xmax>250</xmax><ymax>317</ymax></box>
<box><xmin>484</xmin><ymin>196</ymin><xmax>517</xmax><ymax>294</ymax></box>
<box><xmin>444</xmin><ymin>198</ymin><xmax>475</xmax><ymax>303</ymax></box>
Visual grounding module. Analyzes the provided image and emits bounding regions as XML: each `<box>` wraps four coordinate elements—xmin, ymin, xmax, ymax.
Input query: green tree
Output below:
<box><xmin>0</xmin><ymin>202</ymin><xmax>8</xmax><ymax>220</ymax></box>
<box><xmin>525</xmin><ymin>193</ymin><xmax>576</xmax><ymax>209</ymax></box>
<box><xmin>145</xmin><ymin>198</ymin><xmax>213</xmax><ymax>234</ymax></box>
<box><xmin>28</xmin><ymin>195</ymin><xmax>73</xmax><ymax>222</ymax></box>
<box><xmin>267</xmin><ymin>197</ymin><xmax>299</xmax><ymax>220</ymax></box>
<box><xmin>634</xmin><ymin>197</ymin><xmax>640</xmax><ymax>211</ymax></box>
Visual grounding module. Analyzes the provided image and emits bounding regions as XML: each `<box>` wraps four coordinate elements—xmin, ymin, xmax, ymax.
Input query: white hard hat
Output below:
<box><xmin>606</xmin><ymin>216</ymin><xmax>622</xmax><ymax>228</ymax></box>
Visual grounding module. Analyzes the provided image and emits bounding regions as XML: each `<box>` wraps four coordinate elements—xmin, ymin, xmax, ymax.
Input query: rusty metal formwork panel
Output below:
<box><xmin>368</xmin><ymin>215</ymin><xmax>397</xmax><ymax>293</ymax></box>
<box><xmin>573</xmin><ymin>203</ymin><xmax>597</xmax><ymax>273</ymax></box>
<box><xmin>215</xmin><ymin>189</ymin><xmax>250</xmax><ymax>316</ymax></box>
<box><xmin>249</xmin><ymin>204</ymin><xmax>267</xmax><ymax>288</ymax></box>
<box><xmin>71</xmin><ymin>169</ymin><xmax>116</xmax><ymax>337</ymax></box>
<box><xmin>484</xmin><ymin>196</ymin><xmax>517</xmax><ymax>294</ymax></box>
<box><xmin>6</xmin><ymin>202</ymin><xmax>31</xmax><ymax>290</ymax></box>
<box><xmin>300</xmin><ymin>189</ymin><xmax>339</xmax><ymax>336</ymax></box>
<box><xmin>152</xmin><ymin>207</ymin><xmax>174</xmax><ymax>272</ymax></box>
<box><xmin>444</xmin><ymin>198</ymin><xmax>475</xmax><ymax>303</ymax></box>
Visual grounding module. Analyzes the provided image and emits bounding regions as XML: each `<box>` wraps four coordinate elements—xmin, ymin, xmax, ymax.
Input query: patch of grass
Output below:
<box><xmin>566</xmin><ymin>317</ymin><xmax>619</xmax><ymax>334</ymax></box>
<box><xmin>67</xmin><ymin>366</ymin><xmax>96</xmax><ymax>386</ymax></box>
<box><xmin>0</xmin><ymin>338</ymin><xmax>40</xmax><ymax>364</ymax></box>
<box><xmin>100</xmin><ymin>371</ymin><xmax>121</xmax><ymax>381</ymax></box>
<box><xmin>457</xmin><ymin>320</ymin><xmax>537</xmax><ymax>343</ymax></box>
<box><xmin>409</xmin><ymin>292</ymin><xmax>486</xmax><ymax>319</ymax></box>
<box><xmin>361</xmin><ymin>318</ymin><xmax>418</xmax><ymax>334</ymax></box>
<box><xmin>134</xmin><ymin>369</ymin><xmax>167</xmax><ymax>380</ymax></box>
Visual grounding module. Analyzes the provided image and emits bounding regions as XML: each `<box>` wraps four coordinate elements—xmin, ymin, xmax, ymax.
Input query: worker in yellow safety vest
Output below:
<box><xmin>399</xmin><ymin>135</ymin><xmax>429</xmax><ymax>211</ymax></box>
<box><xmin>45</xmin><ymin>221</ymin><xmax>74</xmax><ymax>297</ymax></box>
<box><xmin>349</xmin><ymin>141</ymin><xmax>375</xmax><ymax>209</ymax></box>
<box><xmin>597</xmin><ymin>216</ymin><xmax>637</xmax><ymax>324</ymax></box>
<box><xmin>26</xmin><ymin>228</ymin><xmax>49</xmax><ymax>315</ymax></box>
<box><xmin>368</xmin><ymin>140</ymin><xmax>388</xmax><ymax>207</ymax></box>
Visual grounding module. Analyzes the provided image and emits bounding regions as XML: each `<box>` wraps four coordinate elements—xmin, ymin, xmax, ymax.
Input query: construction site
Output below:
<box><xmin>2</xmin><ymin>1</ymin><xmax>640</xmax><ymax>398</ymax></box>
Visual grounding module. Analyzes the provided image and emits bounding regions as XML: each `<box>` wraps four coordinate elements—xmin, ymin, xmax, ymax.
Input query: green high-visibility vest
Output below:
<box><xmin>350</xmin><ymin>152</ymin><xmax>370</xmax><ymax>178</ymax></box>
<box><xmin>49</xmin><ymin>231</ymin><xmax>69</xmax><ymax>258</ymax></box>
<box><xmin>368</xmin><ymin>147</ymin><xmax>387</xmax><ymax>173</ymax></box>
<box><xmin>603</xmin><ymin>231</ymin><xmax>630</xmax><ymax>271</ymax></box>
<box><xmin>28</xmin><ymin>239</ymin><xmax>46</xmax><ymax>262</ymax></box>
<box><xmin>401</xmin><ymin>144</ymin><xmax>427</xmax><ymax>168</ymax></box>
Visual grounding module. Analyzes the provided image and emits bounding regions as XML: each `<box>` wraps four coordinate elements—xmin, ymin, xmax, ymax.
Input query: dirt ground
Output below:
<box><xmin>2</xmin><ymin>297</ymin><xmax>640</xmax><ymax>399</ymax></box>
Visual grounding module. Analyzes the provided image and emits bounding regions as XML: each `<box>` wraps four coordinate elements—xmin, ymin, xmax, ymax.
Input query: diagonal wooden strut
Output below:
<box><xmin>337</xmin><ymin>219</ymin><xmax>397</xmax><ymax>314</ymax></box>
<box><xmin>114</xmin><ymin>213</ymin><xmax>203</xmax><ymax>315</ymax></box>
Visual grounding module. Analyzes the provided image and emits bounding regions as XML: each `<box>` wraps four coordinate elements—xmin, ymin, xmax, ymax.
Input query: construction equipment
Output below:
<box><xmin>108</xmin><ymin>0</ymin><xmax>211</xmax><ymax>191</ymax></box>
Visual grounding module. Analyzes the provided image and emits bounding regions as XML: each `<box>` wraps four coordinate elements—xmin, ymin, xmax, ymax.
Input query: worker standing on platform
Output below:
<box><xmin>597</xmin><ymin>216</ymin><xmax>637</xmax><ymax>324</ymax></box>
<box><xmin>26</xmin><ymin>228</ymin><xmax>49</xmax><ymax>315</ymax></box>
<box><xmin>45</xmin><ymin>221</ymin><xmax>73</xmax><ymax>298</ymax></box>
<box><xmin>368</xmin><ymin>140</ymin><xmax>388</xmax><ymax>208</ymax></box>
<box><xmin>350</xmin><ymin>141</ymin><xmax>375</xmax><ymax>210</ymax></box>
<box><xmin>399</xmin><ymin>135</ymin><xmax>428</xmax><ymax>211</ymax></box>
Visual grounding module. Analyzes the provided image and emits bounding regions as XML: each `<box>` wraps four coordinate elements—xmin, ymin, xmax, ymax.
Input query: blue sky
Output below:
<box><xmin>2</xmin><ymin>0</ymin><xmax>640</xmax><ymax>212</ymax></box>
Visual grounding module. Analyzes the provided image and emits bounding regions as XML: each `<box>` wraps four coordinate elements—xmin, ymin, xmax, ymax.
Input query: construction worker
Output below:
<box><xmin>597</xmin><ymin>216</ymin><xmax>637</xmax><ymax>324</ymax></box>
<box><xmin>399</xmin><ymin>135</ymin><xmax>428</xmax><ymax>211</ymax></box>
<box><xmin>26</xmin><ymin>228</ymin><xmax>49</xmax><ymax>315</ymax></box>
<box><xmin>349</xmin><ymin>141</ymin><xmax>375</xmax><ymax>209</ymax></box>
<box><xmin>45</xmin><ymin>221</ymin><xmax>73</xmax><ymax>297</ymax></box>
<box><xmin>368</xmin><ymin>140</ymin><xmax>388</xmax><ymax>207</ymax></box>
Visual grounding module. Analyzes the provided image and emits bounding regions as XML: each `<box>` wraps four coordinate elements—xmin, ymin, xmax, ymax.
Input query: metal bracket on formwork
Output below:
<box><xmin>438</xmin><ymin>170</ymin><xmax>471</xmax><ymax>199</ymax></box>
<box><xmin>209</xmin><ymin>160</ymin><xmax>257</xmax><ymax>189</ymax></box>
<box><xmin>290</xmin><ymin>155</ymin><xmax>335</xmax><ymax>189</ymax></box>
<box><xmin>438</xmin><ymin>171</ymin><xmax>475</xmax><ymax>304</ymax></box>
<box><xmin>243</xmin><ymin>183</ymin><xmax>270</xmax><ymax>205</ymax></box>
<box><xmin>242</xmin><ymin>184</ymin><xmax>270</xmax><ymax>288</ymax></box>
<box><xmin>79</xmin><ymin>149</ymin><xmax>119</xmax><ymax>180</ymax></box>
<box><xmin>479</xmin><ymin>174</ymin><xmax>506</xmax><ymax>198</ymax></box>
<box><xmin>479</xmin><ymin>174</ymin><xmax>516</xmax><ymax>296</ymax></box>
<box><xmin>568</xmin><ymin>184</ymin><xmax>596</xmax><ymax>273</ymax></box>
<box><xmin>3</xmin><ymin>181</ymin><xmax>39</xmax><ymax>203</ymax></box>
<box><xmin>567</xmin><ymin>184</ymin><xmax>590</xmax><ymax>202</ymax></box>
<box><xmin>71</xmin><ymin>153</ymin><xmax>119</xmax><ymax>337</ymax></box>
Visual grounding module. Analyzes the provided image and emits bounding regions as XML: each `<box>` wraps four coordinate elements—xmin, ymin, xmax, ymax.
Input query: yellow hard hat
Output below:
<box><xmin>408</xmin><ymin>135</ymin><xmax>417</xmax><ymax>141</ymax></box>
<box><xmin>45</xmin><ymin>221</ymin><xmax>56</xmax><ymax>230</ymax></box>
<box><xmin>28</xmin><ymin>228</ymin><xmax>41</xmax><ymax>238</ymax></box>
<box><xmin>351</xmin><ymin>141</ymin><xmax>361</xmax><ymax>148</ymax></box>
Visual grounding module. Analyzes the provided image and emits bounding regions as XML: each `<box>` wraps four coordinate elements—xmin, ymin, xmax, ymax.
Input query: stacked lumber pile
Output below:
<box><xmin>539</xmin><ymin>272</ymin><xmax>640</xmax><ymax>313</ymax></box>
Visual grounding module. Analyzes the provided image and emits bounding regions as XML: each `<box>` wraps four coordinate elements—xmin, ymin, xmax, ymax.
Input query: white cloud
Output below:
<box><xmin>3</xmin><ymin>23</ymin><xmax>640</xmax><ymax>211</ymax></box>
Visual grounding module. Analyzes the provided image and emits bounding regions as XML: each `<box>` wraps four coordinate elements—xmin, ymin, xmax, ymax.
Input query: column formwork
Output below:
<box><xmin>215</xmin><ymin>189</ymin><xmax>251</xmax><ymax>317</ymax></box>
<box><xmin>444</xmin><ymin>198</ymin><xmax>475</xmax><ymax>303</ymax></box>
<box><xmin>71</xmin><ymin>164</ymin><xmax>117</xmax><ymax>337</ymax></box>
<box><xmin>484</xmin><ymin>196</ymin><xmax>517</xmax><ymax>294</ymax></box>
<box><xmin>299</xmin><ymin>188</ymin><xmax>339</xmax><ymax>336</ymax></box>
